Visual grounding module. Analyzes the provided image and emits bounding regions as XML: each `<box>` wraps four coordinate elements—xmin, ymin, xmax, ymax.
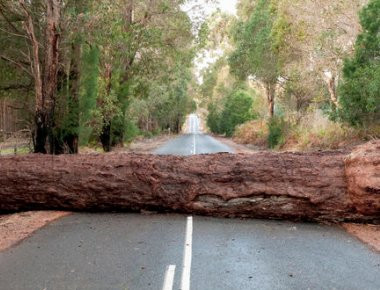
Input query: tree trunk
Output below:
<box><xmin>20</xmin><ymin>0</ymin><xmax>45</xmax><ymax>153</ymax></box>
<box><xmin>100</xmin><ymin>120</ymin><xmax>111</xmax><ymax>152</ymax></box>
<box><xmin>326</xmin><ymin>74</ymin><xmax>339</xmax><ymax>108</ymax></box>
<box><xmin>43</xmin><ymin>0</ymin><xmax>62</xmax><ymax>154</ymax></box>
<box><xmin>265</xmin><ymin>83</ymin><xmax>275</xmax><ymax>118</ymax></box>
<box><xmin>0</xmin><ymin>141</ymin><xmax>379</xmax><ymax>223</ymax></box>
<box><xmin>100</xmin><ymin>62</ymin><xmax>113</xmax><ymax>152</ymax></box>
<box><xmin>33</xmin><ymin>110</ymin><xmax>48</xmax><ymax>153</ymax></box>
<box><xmin>21</xmin><ymin>0</ymin><xmax>62</xmax><ymax>153</ymax></box>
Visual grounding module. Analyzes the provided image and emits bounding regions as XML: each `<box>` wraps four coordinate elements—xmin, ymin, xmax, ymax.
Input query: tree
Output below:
<box><xmin>206</xmin><ymin>88</ymin><xmax>254</xmax><ymax>136</ymax></box>
<box><xmin>269</xmin><ymin>0</ymin><xmax>368</xmax><ymax>112</ymax></box>
<box><xmin>229</xmin><ymin>0</ymin><xmax>280</xmax><ymax>118</ymax></box>
<box><xmin>220</xmin><ymin>89</ymin><xmax>254</xmax><ymax>136</ymax></box>
<box><xmin>338</xmin><ymin>0</ymin><xmax>380</xmax><ymax>126</ymax></box>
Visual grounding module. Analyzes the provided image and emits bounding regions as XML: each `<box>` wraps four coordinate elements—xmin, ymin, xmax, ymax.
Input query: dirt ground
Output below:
<box><xmin>214</xmin><ymin>136</ymin><xmax>262</xmax><ymax>154</ymax></box>
<box><xmin>342</xmin><ymin>223</ymin><xmax>380</xmax><ymax>252</ymax></box>
<box><xmin>0</xmin><ymin>211</ymin><xmax>71</xmax><ymax>251</ymax></box>
<box><xmin>80</xmin><ymin>134</ymin><xmax>175</xmax><ymax>155</ymax></box>
<box><xmin>119</xmin><ymin>134</ymin><xmax>175</xmax><ymax>154</ymax></box>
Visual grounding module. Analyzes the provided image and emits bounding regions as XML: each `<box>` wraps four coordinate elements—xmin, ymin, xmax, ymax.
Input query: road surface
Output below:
<box><xmin>155</xmin><ymin>114</ymin><xmax>233</xmax><ymax>155</ymax></box>
<box><xmin>0</xmin><ymin>114</ymin><xmax>379</xmax><ymax>290</ymax></box>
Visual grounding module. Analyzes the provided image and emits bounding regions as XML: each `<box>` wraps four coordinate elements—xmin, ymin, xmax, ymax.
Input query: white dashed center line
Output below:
<box><xmin>180</xmin><ymin>216</ymin><xmax>193</xmax><ymax>290</ymax></box>
<box><xmin>162</xmin><ymin>265</ymin><xmax>176</xmax><ymax>290</ymax></box>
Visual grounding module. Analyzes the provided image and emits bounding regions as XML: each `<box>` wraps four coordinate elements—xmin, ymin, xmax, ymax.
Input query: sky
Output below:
<box><xmin>182</xmin><ymin>0</ymin><xmax>238</xmax><ymax>83</ymax></box>
<box><xmin>183</xmin><ymin>0</ymin><xmax>237</xmax><ymax>24</ymax></box>
<box><xmin>217</xmin><ymin>0</ymin><xmax>238</xmax><ymax>15</ymax></box>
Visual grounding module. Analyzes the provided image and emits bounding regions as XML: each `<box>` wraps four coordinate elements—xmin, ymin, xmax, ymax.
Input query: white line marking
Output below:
<box><xmin>162</xmin><ymin>265</ymin><xmax>176</xmax><ymax>290</ymax></box>
<box><xmin>181</xmin><ymin>216</ymin><xmax>193</xmax><ymax>290</ymax></box>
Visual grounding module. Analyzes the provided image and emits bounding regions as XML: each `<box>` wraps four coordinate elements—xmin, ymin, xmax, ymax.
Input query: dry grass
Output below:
<box><xmin>234</xmin><ymin>120</ymin><xmax>268</xmax><ymax>147</ymax></box>
<box><xmin>284</xmin><ymin>111</ymin><xmax>379</xmax><ymax>151</ymax></box>
<box><xmin>233</xmin><ymin>110</ymin><xmax>379</xmax><ymax>151</ymax></box>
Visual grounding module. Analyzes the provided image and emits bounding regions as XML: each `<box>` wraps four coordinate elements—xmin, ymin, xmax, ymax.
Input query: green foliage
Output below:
<box><xmin>124</xmin><ymin>119</ymin><xmax>140</xmax><ymax>143</ymax></box>
<box><xmin>339</xmin><ymin>65</ymin><xmax>380</xmax><ymax>126</ymax></box>
<box><xmin>220</xmin><ymin>90</ymin><xmax>255</xmax><ymax>136</ymax></box>
<box><xmin>207</xmin><ymin>89</ymin><xmax>255</xmax><ymax>136</ymax></box>
<box><xmin>229</xmin><ymin>0</ymin><xmax>279</xmax><ymax>84</ymax></box>
<box><xmin>271</xmin><ymin>14</ymin><xmax>291</xmax><ymax>54</ymax></box>
<box><xmin>206</xmin><ymin>103</ymin><xmax>222</xmax><ymax>134</ymax></box>
<box><xmin>197</xmin><ymin>22</ymin><xmax>210</xmax><ymax>49</ymax></box>
<box><xmin>79</xmin><ymin>46</ymin><xmax>100</xmax><ymax>145</ymax></box>
<box><xmin>337</xmin><ymin>0</ymin><xmax>380</xmax><ymax>126</ymax></box>
<box><xmin>267</xmin><ymin>117</ymin><xmax>286</xmax><ymax>148</ymax></box>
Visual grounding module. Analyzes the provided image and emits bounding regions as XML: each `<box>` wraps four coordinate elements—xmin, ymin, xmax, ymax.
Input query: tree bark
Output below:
<box><xmin>43</xmin><ymin>0</ymin><xmax>62</xmax><ymax>154</ymax></box>
<box><xmin>100</xmin><ymin>62</ymin><xmax>113</xmax><ymax>152</ymax></box>
<box><xmin>326</xmin><ymin>74</ymin><xmax>339</xmax><ymax>108</ymax></box>
<box><xmin>20</xmin><ymin>0</ymin><xmax>62</xmax><ymax>153</ymax></box>
<box><xmin>0</xmin><ymin>141</ymin><xmax>379</xmax><ymax>223</ymax></box>
<box><xmin>265</xmin><ymin>83</ymin><xmax>275</xmax><ymax>118</ymax></box>
<box><xmin>19</xmin><ymin>0</ymin><xmax>45</xmax><ymax>153</ymax></box>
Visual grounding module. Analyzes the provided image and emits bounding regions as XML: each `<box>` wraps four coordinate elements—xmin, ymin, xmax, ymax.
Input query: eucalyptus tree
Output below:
<box><xmin>88</xmin><ymin>0</ymin><xmax>195</xmax><ymax>151</ymax></box>
<box><xmin>338</xmin><ymin>0</ymin><xmax>380</xmax><ymax>126</ymax></box>
<box><xmin>229</xmin><ymin>0</ymin><xmax>280</xmax><ymax>118</ymax></box>
<box><xmin>0</xmin><ymin>0</ymin><xmax>65</xmax><ymax>153</ymax></box>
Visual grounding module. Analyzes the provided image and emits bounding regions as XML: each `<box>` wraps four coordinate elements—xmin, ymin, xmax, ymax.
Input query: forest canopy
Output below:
<box><xmin>200</xmin><ymin>0</ymin><xmax>379</xmax><ymax>150</ymax></box>
<box><xmin>0</xmin><ymin>0</ymin><xmax>198</xmax><ymax>153</ymax></box>
<box><xmin>0</xmin><ymin>0</ymin><xmax>379</xmax><ymax>154</ymax></box>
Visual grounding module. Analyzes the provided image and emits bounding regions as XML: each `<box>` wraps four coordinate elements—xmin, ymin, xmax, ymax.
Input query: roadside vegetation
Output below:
<box><xmin>0</xmin><ymin>0</ymin><xmax>199</xmax><ymax>154</ymax></box>
<box><xmin>0</xmin><ymin>0</ymin><xmax>379</xmax><ymax>154</ymax></box>
<box><xmin>200</xmin><ymin>0</ymin><xmax>379</xmax><ymax>150</ymax></box>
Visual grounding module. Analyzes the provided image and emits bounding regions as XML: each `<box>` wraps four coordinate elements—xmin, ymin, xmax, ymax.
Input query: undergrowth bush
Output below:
<box><xmin>234</xmin><ymin>110</ymin><xmax>379</xmax><ymax>151</ymax></box>
<box><xmin>234</xmin><ymin>120</ymin><xmax>268</xmax><ymax>146</ymax></box>
<box><xmin>124</xmin><ymin>120</ymin><xmax>141</xmax><ymax>143</ymax></box>
<box><xmin>282</xmin><ymin>110</ymin><xmax>380</xmax><ymax>150</ymax></box>
<box><xmin>267</xmin><ymin>117</ymin><xmax>287</xmax><ymax>149</ymax></box>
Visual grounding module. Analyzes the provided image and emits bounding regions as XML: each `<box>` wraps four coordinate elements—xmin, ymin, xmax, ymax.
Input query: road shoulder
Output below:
<box><xmin>213</xmin><ymin>136</ymin><xmax>261</xmax><ymax>154</ymax></box>
<box><xmin>0</xmin><ymin>211</ymin><xmax>71</xmax><ymax>251</ymax></box>
<box><xmin>342</xmin><ymin>223</ymin><xmax>380</xmax><ymax>252</ymax></box>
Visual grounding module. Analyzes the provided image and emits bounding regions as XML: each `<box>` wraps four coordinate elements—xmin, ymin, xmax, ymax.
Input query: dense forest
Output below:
<box><xmin>201</xmin><ymin>0</ymin><xmax>380</xmax><ymax>150</ymax></box>
<box><xmin>0</xmin><ymin>0</ymin><xmax>198</xmax><ymax>153</ymax></box>
<box><xmin>0</xmin><ymin>0</ymin><xmax>379</xmax><ymax>154</ymax></box>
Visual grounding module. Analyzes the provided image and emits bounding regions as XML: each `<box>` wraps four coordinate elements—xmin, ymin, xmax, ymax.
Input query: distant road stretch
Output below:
<box><xmin>155</xmin><ymin>114</ymin><xmax>233</xmax><ymax>156</ymax></box>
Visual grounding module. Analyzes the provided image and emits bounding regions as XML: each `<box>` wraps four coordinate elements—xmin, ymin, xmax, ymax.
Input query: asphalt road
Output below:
<box><xmin>0</xmin><ymin>214</ymin><xmax>379</xmax><ymax>290</ymax></box>
<box><xmin>155</xmin><ymin>114</ymin><xmax>233</xmax><ymax>155</ymax></box>
<box><xmin>0</xmin><ymin>114</ymin><xmax>379</xmax><ymax>290</ymax></box>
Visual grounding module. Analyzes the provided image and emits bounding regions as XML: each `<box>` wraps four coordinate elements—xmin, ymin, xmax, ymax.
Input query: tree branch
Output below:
<box><xmin>0</xmin><ymin>6</ymin><xmax>22</xmax><ymax>34</ymax></box>
<box><xmin>0</xmin><ymin>83</ymin><xmax>32</xmax><ymax>91</ymax></box>
<box><xmin>0</xmin><ymin>54</ymin><xmax>33</xmax><ymax>77</ymax></box>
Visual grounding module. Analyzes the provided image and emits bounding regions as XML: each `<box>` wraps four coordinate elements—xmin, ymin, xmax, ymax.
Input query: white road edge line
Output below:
<box><xmin>181</xmin><ymin>216</ymin><xmax>193</xmax><ymax>290</ymax></box>
<box><xmin>162</xmin><ymin>265</ymin><xmax>176</xmax><ymax>290</ymax></box>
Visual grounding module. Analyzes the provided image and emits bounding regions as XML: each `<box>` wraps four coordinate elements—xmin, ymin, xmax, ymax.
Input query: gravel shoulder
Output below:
<box><xmin>0</xmin><ymin>211</ymin><xmax>71</xmax><ymax>251</ymax></box>
<box><xmin>342</xmin><ymin>223</ymin><xmax>380</xmax><ymax>252</ymax></box>
<box><xmin>213</xmin><ymin>136</ymin><xmax>261</xmax><ymax>154</ymax></box>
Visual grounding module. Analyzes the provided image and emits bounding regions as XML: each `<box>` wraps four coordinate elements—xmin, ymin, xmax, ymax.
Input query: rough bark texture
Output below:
<box><xmin>265</xmin><ymin>83</ymin><xmax>275</xmax><ymax>118</ymax></box>
<box><xmin>0</xmin><ymin>142</ymin><xmax>379</xmax><ymax>223</ymax></box>
<box><xmin>20</xmin><ymin>0</ymin><xmax>62</xmax><ymax>153</ymax></box>
<box><xmin>43</xmin><ymin>0</ymin><xmax>61</xmax><ymax>154</ymax></box>
<box><xmin>345</xmin><ymin>141</ymin><xmax>380</xmax><ymax>217</ymax></box>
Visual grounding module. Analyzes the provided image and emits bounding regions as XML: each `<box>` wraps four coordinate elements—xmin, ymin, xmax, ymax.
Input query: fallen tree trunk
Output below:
<box><xmin>0</xmin><ymin>141</ymin><xmax>379</xmax><ymax>223</ymax></box>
